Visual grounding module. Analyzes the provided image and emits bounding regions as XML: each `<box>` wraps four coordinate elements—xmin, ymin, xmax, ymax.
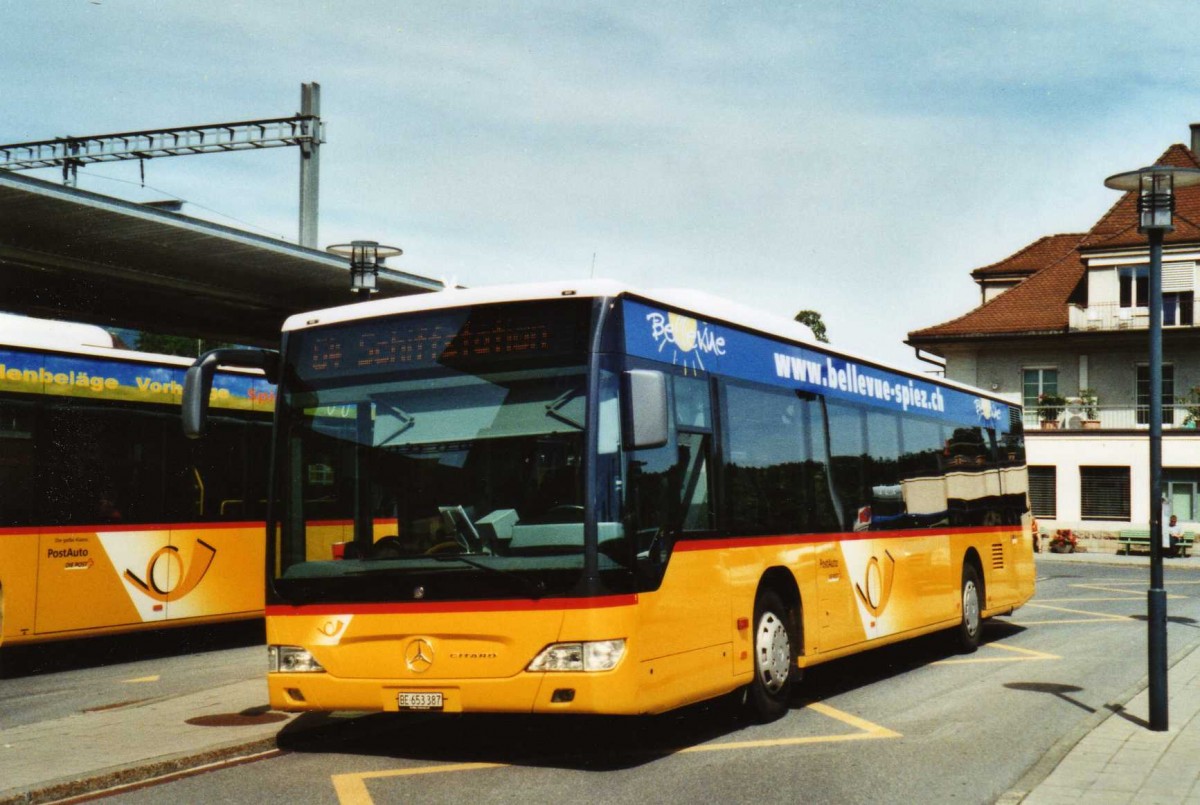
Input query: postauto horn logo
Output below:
<box><xmin>123</xmin><ymin>539</ymin><xmax>217</xmax><ymax>602</ymax></box>
<box><xmin>646</xmin><ymin>311</ymin><xmax>726</xmax><ymax>373</ymax></box>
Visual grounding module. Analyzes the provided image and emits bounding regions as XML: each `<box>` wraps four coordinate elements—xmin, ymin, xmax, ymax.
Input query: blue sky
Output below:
<box><xmin>5</xmin><ymin>1</ymin><xmax>1200</xmax><ymax>369</ymax></box>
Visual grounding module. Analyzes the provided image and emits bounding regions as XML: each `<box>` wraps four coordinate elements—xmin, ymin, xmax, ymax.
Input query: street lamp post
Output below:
<box><xmin>1104</xmin><ymin>164</ymin><xmax>1200</xmax><ymax>731</ymax></box>
<box><xmin>326</xmin><ymin>240</ymin><xmax>403</xmax><ymax>299</ymax></box>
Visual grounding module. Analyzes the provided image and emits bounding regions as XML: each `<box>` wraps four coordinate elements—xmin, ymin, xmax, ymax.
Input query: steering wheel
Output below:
<box><xmin>424</xmin><ymin>540</ymin><xmax>463</xmax><ymax>555</ymax></box>
<box><xmin>368</xmin><ymin>536</ymin><xmax>407</xmax><ymax>559</ymax></box>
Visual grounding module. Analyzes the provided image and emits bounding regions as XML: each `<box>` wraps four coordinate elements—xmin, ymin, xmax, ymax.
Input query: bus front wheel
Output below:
<box><xmin>747</xmin><ymin>588</ymin><xmax>796</xmax><ymax>722</ymax></box>
<box><xmin>956</xmin><ymin>564</ymin><xmax>982</xmax><ymax>653</ymax></box>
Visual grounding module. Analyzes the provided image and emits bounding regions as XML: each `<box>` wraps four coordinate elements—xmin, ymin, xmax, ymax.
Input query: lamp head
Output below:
<box><xmin>1104</xmin><ymin>165</ymin><xmax>1200</xmax><ymax>233</ymax></box>
<box><xmin>327</xmin><ymin>240</ymin><xmax>403</xmax><ymax>297</ymax></box>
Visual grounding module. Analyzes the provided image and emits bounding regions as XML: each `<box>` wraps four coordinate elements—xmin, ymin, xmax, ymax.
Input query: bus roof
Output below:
<box><xmin>280</xmin><ymin>279</ymin><xmax>1011</xmax><ymax>405</ymax></box>
<box><xmin>0</xmin><ymin>313</ymin><xmax>263</xmax><ymax>375</ymax></box>
<box><xmin>282</xmin><ymin>279</ymin><xmax>820</xmax><ymax>342</ymax></box>
<box><xmin>0</xmin><ymin>312</ymin><xmax>115</xmax><ymax>351</ymax></box>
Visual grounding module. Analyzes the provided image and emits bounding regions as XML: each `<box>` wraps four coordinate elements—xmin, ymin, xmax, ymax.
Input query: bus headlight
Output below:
<box><xmin>268</xmin><ymin>645</ymin><xmax>325</xmax><ymax>673</ymax></box>
<box><xmin>528</xmin><ymin>639</ymin><xmax>626</xmax><ymax>672</ymax></box>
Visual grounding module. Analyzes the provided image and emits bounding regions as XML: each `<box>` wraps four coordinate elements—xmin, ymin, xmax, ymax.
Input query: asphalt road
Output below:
<box><xmin>0</xmin><ymin>621</ymin><xmax>264</xmax><ymax>730</ymax></box>
<box><xmin>12</xmin><ymin>561</ymin><xmax>1200</xmax><ymax>804</ymax></box>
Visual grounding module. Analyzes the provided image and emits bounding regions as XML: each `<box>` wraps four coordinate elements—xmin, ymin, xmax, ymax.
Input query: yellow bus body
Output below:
<box><xmin>0</xmin><ymin>522</ymin><xmax>264</xmax><ymax>648</ymax></box>
<box><xmin>267</xmin><ymin>524</ymin><xmax>1034</xmax><ymax>716</ymax></box>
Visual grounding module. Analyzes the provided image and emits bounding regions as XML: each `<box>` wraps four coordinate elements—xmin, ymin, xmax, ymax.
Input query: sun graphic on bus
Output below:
<box><xmin>646</xmin><ymin>311</ymin><xmax>726</xmax><ymax>373</ymax></box>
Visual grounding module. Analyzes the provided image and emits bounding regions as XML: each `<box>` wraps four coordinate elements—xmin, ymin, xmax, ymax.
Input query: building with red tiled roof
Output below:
<box><xmin>967</xmin><ymin>233</ymin><xmax>1085</xmax><ymax>305</ymax></box>
<box><xmin>907</xmin><ymin>132</ymin><xmax>1200</xmax><ymax>538</ymax></box>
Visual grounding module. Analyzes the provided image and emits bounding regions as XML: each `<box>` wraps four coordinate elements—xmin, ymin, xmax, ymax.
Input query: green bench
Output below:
<box><xmin>1117</xmin><ymin>528</ymin><xmax>1194</xmax><ymax>557</ymax></box>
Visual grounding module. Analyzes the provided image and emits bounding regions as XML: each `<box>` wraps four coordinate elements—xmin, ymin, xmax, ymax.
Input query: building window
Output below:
<box><xmin>1022</xmin><ymin>368</ymin><xmax>1058</xmax><ymax>411</ymax></box>
<box><xmin>1136</xmin><ymin>364</ymin><xmax>1175</xmax><ymax>426</ymax></box>
<box><xmin>1080</xmin><ymin>467</ymin><xmax>1131</xmax><ymax>521</ymax></box>
<box><xmin>1166</xmin><ymin>472</ymin><xmax>1200</xmax><ymax>522</ymax></box>
<box><xmin>1164</xmin><ymin>292</ymin><xmax>1194</xmax><ymax>326</ymax></box>
<box><xmin>1028</xmin><ymin>466</ymin><xmax>1057</xmax><ymax>518</ymax></box>
<box><xmin>1119</xmin><ymin>266</ymin><xmax>1149</xmax><ymax>308</ymax></box>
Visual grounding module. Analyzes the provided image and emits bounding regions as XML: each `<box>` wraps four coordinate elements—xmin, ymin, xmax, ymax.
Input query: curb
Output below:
<box><xmin>1034</xmin><ymin>552</ymin><xmax>1200</xmax><ymax>570</ymax></box>
<box><xmin>0</xmin><ymin>736</ymin><xmax>281</xmax><ymax>805</ymax></box>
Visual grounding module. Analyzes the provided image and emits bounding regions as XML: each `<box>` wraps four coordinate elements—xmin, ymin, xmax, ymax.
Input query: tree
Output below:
<box><xmin>793</xmin><ymin>310</ymin><xmax>829</xmax><ymax>343</ymax></box>
<box><xmin>137</xmin><ymin>331</ymin><xmax>230</xmax><ymax>358</ymax></box>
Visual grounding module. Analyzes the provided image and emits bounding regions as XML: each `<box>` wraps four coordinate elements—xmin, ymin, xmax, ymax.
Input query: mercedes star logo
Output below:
<box><xmin>405</xmin><ymin>638</ymin><xmax>434</xmax><ymax>673</ymax></box>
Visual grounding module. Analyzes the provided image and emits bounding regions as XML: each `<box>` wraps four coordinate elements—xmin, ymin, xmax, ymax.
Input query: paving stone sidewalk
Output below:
<box><xmin>0</xmin><ymin>677</ymin><xmax>294</xmax><ymax>805</ymax></box>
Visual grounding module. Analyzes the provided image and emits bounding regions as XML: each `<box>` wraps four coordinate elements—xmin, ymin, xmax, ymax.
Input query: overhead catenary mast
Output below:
<box><xmin>0</xmin><ymin>83</ymin><xmax>324</xmax><ymax>248</ymax></box>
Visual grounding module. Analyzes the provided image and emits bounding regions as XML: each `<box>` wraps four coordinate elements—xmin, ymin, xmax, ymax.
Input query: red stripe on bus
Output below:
<box><xmin>266</xmin><ymin>594</ymin><xmax>639</xmax><ymax>617</ymax></box>
<box><xmin>0</xmin><ymin>518</ymin><xmax>400</xmax><ymax>536</ymax></box>
<box><xmin>672</xmin><ymin>525</ymin><xmax>1021</xmax><ymax>552</ymax></box>
<box><xmin>0</xmin><ymin>520</ymin><xmax>266</xmax><ymax>536</ymax></box>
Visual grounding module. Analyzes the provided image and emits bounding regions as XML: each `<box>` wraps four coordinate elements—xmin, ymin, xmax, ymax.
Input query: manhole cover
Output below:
<box><xmin>186</xmin><ymin>710</ymin><xmax>289</xmax><ymax>727</ymax></box>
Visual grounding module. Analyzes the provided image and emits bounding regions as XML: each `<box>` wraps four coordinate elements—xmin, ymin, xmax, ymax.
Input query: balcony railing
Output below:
<box><xmin>1023</xmin><ymin>403</ymin><xmax>1200</xmax><ymax>431</ymax></box>
<box><xmin>1069</xmin><ymin>300</ymin><xmax>1195</xmax><ymax>332</ymax></box>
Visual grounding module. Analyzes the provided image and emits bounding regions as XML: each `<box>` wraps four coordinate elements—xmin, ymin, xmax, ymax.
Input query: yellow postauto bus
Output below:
<box><xmin>184</xmin><ymin>281</ymin><xmax>1035</xmax><ymax>721</ymax></box>
<box><xmin>0</xmin><ymin>316</ymin><xmax>274</xmax><ymax>664</ymax></box>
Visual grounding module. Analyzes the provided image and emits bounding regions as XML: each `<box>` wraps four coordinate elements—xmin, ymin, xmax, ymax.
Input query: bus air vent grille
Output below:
<box><xmin>990</xmin><ymin>543</ymin><xmax>1005</xmax><ymax>570</ymax></box>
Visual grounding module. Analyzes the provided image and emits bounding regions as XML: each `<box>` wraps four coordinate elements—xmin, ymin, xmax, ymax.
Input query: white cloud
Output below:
<box><xmin>7</xmin><ymin>0</ymin><xmax>1200</xmax><ymax>370</ymax></box>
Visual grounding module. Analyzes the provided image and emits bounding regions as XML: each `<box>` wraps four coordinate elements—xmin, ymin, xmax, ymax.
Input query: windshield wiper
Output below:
<box><xmin>545</xmin><ymin>387</ymin><xmax>585</xmax><ymax>430</ymax></box>
<box><xmin>431</xmin><ymin>553</ymin><xmax>547</xmax><ymax>599</ymax></box>
<box><xmin>375</xmin><ymin>402</ymin><xmax>416</xmax><ymax>446</ymax></box>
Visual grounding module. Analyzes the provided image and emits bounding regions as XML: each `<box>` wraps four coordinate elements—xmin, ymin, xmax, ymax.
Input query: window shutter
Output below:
<box><xmin>1080</xmin><ymin>467</ymin><xmax>1131</xmax><ymax>521</ymax></box>
<box><xmin>1163</xmin><ymin>261</ymin><xmax>1195</xmax><ymax>292</ymax></box>
<box><xmin>1028</xmin><ymin>466</ymin><xmax>1057</xmax><ymax>518</ymax></box>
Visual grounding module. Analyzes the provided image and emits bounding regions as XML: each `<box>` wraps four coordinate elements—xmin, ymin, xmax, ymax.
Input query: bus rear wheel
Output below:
<box><xmin>956</xmin><ymin>564</ymin><xmax>982</xmax><ymax>653</ymax></box>
<box><xmin>747</xmin><ymin>588</ymin><xmax>796</xmax><ymax>722</ymax></box>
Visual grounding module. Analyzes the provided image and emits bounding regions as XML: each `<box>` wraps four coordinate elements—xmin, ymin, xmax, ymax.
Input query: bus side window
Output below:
<box><xmin>825</xmin><ymin>399</ymin><xmax>869</xmax><ymax>531</ymax></box>
<box><xmin>674</xmin><ymin>375</ymin><xmax>713</xmax><ymax>533</ymax></box>
<box><xmin>677</xmin><ymin>432</ymin><xmax>712</xmax><ymax>532</ymax></box>
<box><xmin>0</xmin><ymin>400</ymin><xmax>38</xmax><ymax>527</ymax></box>
<box><xmin>626</xmin><ymin>374</ymin><xmax>715</xmax><ymax>587</ymax></box>
<box><xmin>719</xmin><ymin>380</ymin><xmax>837</xmax><ymax>536</ymax></box>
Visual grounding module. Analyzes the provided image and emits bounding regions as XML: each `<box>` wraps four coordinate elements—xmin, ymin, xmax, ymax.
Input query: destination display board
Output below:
<box><xmin>292</xmin><ymin>299</ymin><xmax>591</xmax><ymax>382</ymax></box>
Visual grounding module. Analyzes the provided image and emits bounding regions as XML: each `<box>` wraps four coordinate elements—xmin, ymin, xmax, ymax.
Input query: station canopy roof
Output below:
<box><xmin>0</xmin><ymin>171</ymin><xmax>443</xmax><ymax>347</ymax></box>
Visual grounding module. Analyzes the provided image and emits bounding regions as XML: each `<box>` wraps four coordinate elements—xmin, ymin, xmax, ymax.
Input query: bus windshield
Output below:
<box><xmin>271</xmin><ymin>299</ymin><xmax>617</xmax><ymax>603</ymax></box>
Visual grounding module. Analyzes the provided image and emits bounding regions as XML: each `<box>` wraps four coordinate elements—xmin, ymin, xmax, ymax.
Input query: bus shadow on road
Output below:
<box><xmin>277</xmin><ymin>699</ymin><xmax>747</xmax><ymax>771</ymax></box>
<box><xmin>0</xmin><ymin>620</ymin><xmax>264</xmax><ymax>678</ymax></box>
<box><xmin>276</xmin><ymin>621</ymin><xmax>1024</xmax><ymax>771</ymax></box>
<box><xmin>798</xmin><ymin>619</ymin><xmax>1026</xmax><ymax>700</ymax></box>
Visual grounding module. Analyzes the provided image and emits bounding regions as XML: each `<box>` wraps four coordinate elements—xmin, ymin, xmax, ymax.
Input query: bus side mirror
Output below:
<box><xmin>183</xmin><ymin>348</ymin><xmax>280</xmax><ymax>439</ymax></box>
<box><xmin>622</xmin><ymin>369</ymin><xmax>669</xmax><ymax>450</ymax></box>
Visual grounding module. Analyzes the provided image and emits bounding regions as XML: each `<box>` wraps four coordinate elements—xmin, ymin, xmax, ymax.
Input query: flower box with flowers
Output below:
<box><xmin>1075</xmin><ymin>389</ymin><xmax>1100</xmax><ymax>428</ymax></box>
<box><xmin>1037</xmin><ymin>393</ymin><xmax>1067</xmax><ymax>428</ymax></box>
<box><xmin>1049</xmin><ymin>529</ymin><xmax>1077</xmax><ymax>553</ymax></box>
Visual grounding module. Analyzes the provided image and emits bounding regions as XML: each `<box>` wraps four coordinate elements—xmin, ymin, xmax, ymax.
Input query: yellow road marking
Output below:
<box><xmin>124</xmin><ymin>675</ymin><xmax>160</xmax><ymax>683</ymax></box>
<box><xmin>1069</xmin><ymin>583</ymin><xmax>1187</xmax><ymax>598</ymax></box>
<box><xmin>333</xmin><ymin>763</ymin><xmax>505</xmax><ymax>805</ymax></box>
<box><xmin>934</xmin><ymin>642</ymin><xmax>1059</xmax><ymax>665</ymax></box>
<box><xmin>1073</xmin><ymin>580</ymin><xmax>1200</xmax><ymax>588</ymax></box>
<box><xmin>1070</xmin><ymin>584</ymin><xmax>1142</xmax><ymax>595</ymax></box>
<box><xmin>330</xmin><ymin>702</ymin><xmax>899</xmax><ymax>804</ymax></box>
<box><xmin>680</xmin><ymin>701</ymin><xmax>901</xmax><ymax>751</ymax></box>
<box><xmin>1018</xmin><ymin>617</ymin><xmax>1136</xmax><ymax>625</ymax></box>
<box><xmin>803</xmin><ymin>701</ymin><xmax>902</xmax><ymax>739</ymax></box>
<box><xmin>1035</xmin><ymin>595</ymin><xmax>1185</xmax><ymax>602</ymax></box>
<box><xmin>1019</xmin><ymin>602</ymin><xmax>1132</xmax><ymax>621</ymax></box>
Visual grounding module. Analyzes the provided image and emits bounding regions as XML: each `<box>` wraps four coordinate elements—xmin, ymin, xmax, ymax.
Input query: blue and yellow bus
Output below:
<box><xmin>0</xmin><ymin>316</ymin><xmax>274</xmax><ymax>662</ymax></box>
<box><xmin>185</xmin><ymin>281</ymin><xmax>1035</xmax><ymax>720</ymax></box>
